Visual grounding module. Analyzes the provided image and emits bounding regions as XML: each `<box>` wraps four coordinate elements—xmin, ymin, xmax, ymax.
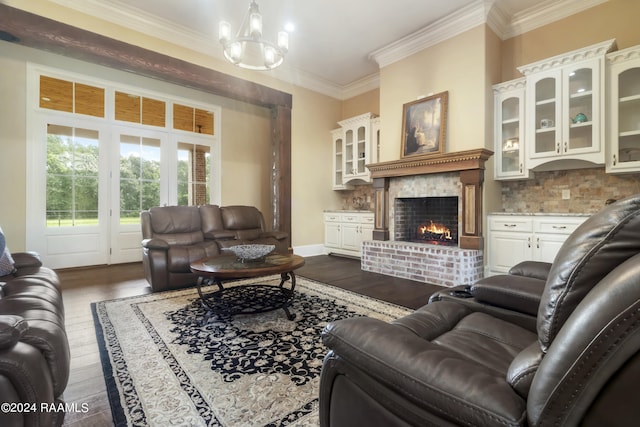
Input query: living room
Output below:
<box><xmin>1</xmin><ymin>0</ymin><xmax>640</xmax><ymax>426</ymax></box>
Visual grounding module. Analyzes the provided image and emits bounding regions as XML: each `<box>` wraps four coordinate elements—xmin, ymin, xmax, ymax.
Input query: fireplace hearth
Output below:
<box><xmin>395</xmin><ymin>196</ymin><xmax>458</xmax><ymax>246</ymax></box>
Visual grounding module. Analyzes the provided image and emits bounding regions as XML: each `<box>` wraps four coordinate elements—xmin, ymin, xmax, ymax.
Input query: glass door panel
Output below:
<box><xmin>534</xmin><ymin>77</ymin><xmax>558</xmax><ymax>156</ymax></box>
<box><xmin>177</xmin><ymin>142</ymin><xmax>211</xmax><ymax>206</ymax></box>
<box><xmin>617</xmin><ymin>68</ymin><xmax>640</xmax><ymax>165</ymax></box>
<box><xmin>500</xmin><ymin>97</ymin><xmax>521</xmax><ymax>175</ymax></box>
<box><xmin>118</xmin><ymin>135</ymin><xmax>161</xmax><ymax>223</ymax></box>
<box><xmin>567</xmin><ymin>67</ymin><xmax>593</xmax><ymax>151</ymax></box>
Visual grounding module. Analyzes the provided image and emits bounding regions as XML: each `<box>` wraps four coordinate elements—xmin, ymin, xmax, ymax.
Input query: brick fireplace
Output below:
<box><xmin>361</xmin><ymin>149</ymin><xmax>493</xmax><ymax>287</ymax></box>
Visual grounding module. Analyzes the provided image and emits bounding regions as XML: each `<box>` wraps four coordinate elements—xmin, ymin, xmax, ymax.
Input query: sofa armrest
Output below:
<box><xmin>508</xmin><ymin>261</ymin><xmax>551</xmax><ymax>281</ymax></box>
<box><xmin>207</xmin><ymin>231</ymin><xmax>236</xmax><ymax>240</ymax></box>
<box><xmin>321</xmin><ymin>309</ymin><xmax>526</xmax><ymax>426</ymax></box>
<box><xmin>10</xmin><ymin>252</ymin><xmax>42</xmax><ymax>270</ymax></box>
<box><xmin>0</xmin><ymin>316</ymin><xmax>28</xmax><ymax>350</ymax></box>
<box><xmin>141</xmin><ymin>238</ymin><xmax>170</xmax><ymax>250</ymax></box>
<box><xmin>260</xmin><ymin>230</ymin><xmax>288</xmax><ymax>241</ymax></box>
<box><xmin>471</xmin><ymin>274</ymin><xmax>545</xmax><ymax>316</ymax></box>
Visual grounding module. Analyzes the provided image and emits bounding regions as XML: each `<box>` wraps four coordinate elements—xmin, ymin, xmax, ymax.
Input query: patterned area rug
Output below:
<box><xmin>92</xmin><ymin>275</ymin><xmax>412</xmax><ymax>426</ymax></box>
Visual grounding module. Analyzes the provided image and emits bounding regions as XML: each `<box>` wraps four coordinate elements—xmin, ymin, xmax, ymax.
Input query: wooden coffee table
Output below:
<box><xmin>190</xmin><ymin>253</ymin><xmax>305</xmax><ymax>321</ymax></box>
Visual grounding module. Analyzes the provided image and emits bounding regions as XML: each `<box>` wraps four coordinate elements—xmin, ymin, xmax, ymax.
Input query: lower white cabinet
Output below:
<box><xmin>487</xmin><ymin>214</ymin><xmax>588</xmax><ymax>275</ymax></box>
<box><xmin>324</xmin><ymin>211</ymin><xmax>374</xmax><ymax>257</ymax></box>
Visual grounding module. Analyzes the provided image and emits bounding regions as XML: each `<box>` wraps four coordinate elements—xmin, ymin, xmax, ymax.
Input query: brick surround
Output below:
<box><xmin>363</xmin><ymin>149</ymin><xmax>492</xmax><ymax>287</ymax></box>
<box><xmin>362</xmin><ymin>240</ymin><xmax>483</xmax><ymax>287</ymax></box>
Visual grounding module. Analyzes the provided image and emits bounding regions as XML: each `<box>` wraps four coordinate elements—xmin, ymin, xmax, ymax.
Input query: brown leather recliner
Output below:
<box><xmin>141</xmin><ymin>205</ymin><xmax>221</xmax><ymax>292</ymax></box>
<box><xmin>0</xmin><ymin>252</ymin><xmax>69</xmax><ymax>427</ymax></box>
<box><xmin>217</xmin><ymin>205</ymin><xmax>289</xmax><ymax>254</ymax></box>
<box><xmin>320</xmin><ymin>193</ymin><xmax>640</xmax><ymax>427</ymax></box>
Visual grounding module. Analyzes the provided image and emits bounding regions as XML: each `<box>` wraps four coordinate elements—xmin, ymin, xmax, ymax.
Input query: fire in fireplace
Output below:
<box><xmin>416</xmin><ymin>220</ymin><xmax>454</xmax><ymax>244</ymax></box>
<box><xmin>394</xmin><ymin>196</ymin><xmax>459</xmax><ymax>246</ymax></box>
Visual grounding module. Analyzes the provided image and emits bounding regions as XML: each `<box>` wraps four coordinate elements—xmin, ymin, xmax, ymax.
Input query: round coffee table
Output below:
<box><xmin>190</xmin><ymin>253</ymin><xmax>305</xmax><ymax>321</ymax></box>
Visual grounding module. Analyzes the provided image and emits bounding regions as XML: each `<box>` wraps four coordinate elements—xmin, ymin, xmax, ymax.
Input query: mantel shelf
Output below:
<box><xmin>367</xmin><ymin>148</ymin><xmax>494</xmax><ymax>179</ymax></box>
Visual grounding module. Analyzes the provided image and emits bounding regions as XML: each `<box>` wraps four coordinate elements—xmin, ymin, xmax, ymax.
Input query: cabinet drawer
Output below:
<box><xmin>535</xmin><ymin>218</ymin><xmax>585</xmax><ymax>234</ymax></box>
<box><xmin>361</xmin><ymin>215</ymin><xmax>374</xmax><ymax>225</ymax></box>
<box><xmin>489</xmin><ymin>217</ymin><xmax>533</xmax><ymax>232</ymax></box>
<box><xmin>324</xmin><ymin>213</ymin><xmax>342</xmax><ymax>222</ymax></box>
<box><xmin>342</xmin><ymin>214</ymin><xmax>360</xmax><ymax>223</ymax></box>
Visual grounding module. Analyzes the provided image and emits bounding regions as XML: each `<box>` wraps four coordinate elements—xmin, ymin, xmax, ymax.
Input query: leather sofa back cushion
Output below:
<box><xmin>538</xmin><ymin>194</ymin><xmax>640</xmax><ymax>350</ymax></box>
<box><xmin>199</xmin><ymin>204</ymin><xmax>224</xmax><ymax>237</ymax></box>
<box><xmin>149</xmin><ymin>206</ymin><xmax>204</xmax><ymax>245</ymax></box>
<box><xmin>221</xmin><ymin>206</ymin><xmax>263</xmax><ymax>230</ymax></box>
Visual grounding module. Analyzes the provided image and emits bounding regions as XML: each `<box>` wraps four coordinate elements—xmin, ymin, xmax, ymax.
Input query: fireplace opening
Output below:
<box><xmin>394</xmin><ymin>196</ymin><xmax>458</xmax><ymax>246</ymax></box>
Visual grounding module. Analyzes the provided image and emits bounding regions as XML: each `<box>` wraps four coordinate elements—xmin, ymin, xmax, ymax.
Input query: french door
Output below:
<box><xmin>109</xmin><ymin>126</ymin><xmax>169</xmax><ymax>264</ymax></box>
<box><xmin>26</xmin><ymin>116</ymin><xmax>111</xmax><ymax>269</ymax></box>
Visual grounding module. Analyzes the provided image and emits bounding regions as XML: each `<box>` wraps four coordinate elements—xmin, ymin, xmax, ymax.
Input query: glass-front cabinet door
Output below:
<box><xmin>530</xmin><ymin>72</ymin><xmax>561</xmax><ymax>159</ymax></box>
<box><xmin>564</xmin><ymin>62</ymin><xmax>599</xmax><ymax>155</ymax></box>
<box><xmin>494</xmin><ymin>78</ymin><xmax>529</xmax><ymax>180</ymax></box>
<box><xmin>607</xmin><ymin>45</ymin><xmax>640</xmax><ymax>173</ymax></box>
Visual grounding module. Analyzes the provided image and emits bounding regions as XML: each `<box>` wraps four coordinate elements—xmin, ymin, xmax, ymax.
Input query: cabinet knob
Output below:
<box><xmin>613</xmin><ymin>154</ymin><xmax>617</xmax><ymax>166</ymax></box>
<box><xmin>519</xmin><ymin>163</ymin><xmax>523</xmax><ymax>173</ymax></box>
<box><xmin>536</xmin><ymin>237</ymin><xmax>540</xmax><ymax>249</ymax></box>
<box><xmin>556</xmin><ymin>142</ymin><xmax>560</xmax><ymax>154</ymax></box>
<box><xmin>564</xmin><ymin>141</ymin><xmax>568</xmax><ymax>153</ymax></box>
<box><xmin>527</xmin><ymin>237</ymin><xmax>531</xmax><ymax>248</ymax></box>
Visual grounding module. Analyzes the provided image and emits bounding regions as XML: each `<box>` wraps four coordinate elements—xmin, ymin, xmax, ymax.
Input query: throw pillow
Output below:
<box><xmin>0</xmin><ymin>228</ymin><xmax>16</xmax><ymax>276</ymax></box>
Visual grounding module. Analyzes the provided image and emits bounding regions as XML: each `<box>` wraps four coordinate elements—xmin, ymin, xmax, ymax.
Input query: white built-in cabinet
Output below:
<box><xmin>324</xmin><ymin>211</ymin><xmax>374</xmax><ymax>257</ymax></box>
<box><xmin>606</xmin><ymin>45</ymin><xmax>640</xmax><ymax>173</ymax></box>
<box><xmin>487</xmin><ymin>214</ymin><xmax>588</xmax><ymax>275</ymax></box>
<box><xmin>494</xmin><ymin>78</ymin><xmax>529</xmax><ymax>179</ymax></box>
<box><xmin>493</xmin><ymin>39</ymin><xmax>618</xmax><ymax>179</ymax></box>
<box><xmin>331</xmin><ymin>113</ymin><xmax>379</xmax><ymax>189</ymax></box>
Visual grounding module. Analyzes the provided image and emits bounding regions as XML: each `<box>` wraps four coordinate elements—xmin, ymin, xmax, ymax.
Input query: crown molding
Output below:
<box><xmin>369</xmin><ymin>0</ymin><xmax>490</xmax><ymax>69</ymax></box>
<box><xmin>501</xmin><ymin>0</ymin><xmax>609</xmax><ymax>40</ymax></box>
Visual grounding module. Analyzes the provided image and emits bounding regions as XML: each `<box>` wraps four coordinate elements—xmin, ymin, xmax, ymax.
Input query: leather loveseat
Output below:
<box><xmin>0</xmin><ymin>249</ymin><xmax>69</xmax><ymax>427</ymax></box>
<box><xmin>320</xmin><ymin>193</ymin><xmax>640</xmax><ymax>427</ymax></box>
<box><xmin>141</xmin><ymin>204</ymin><xmax>289</xmax><ymax>292</ymax></box>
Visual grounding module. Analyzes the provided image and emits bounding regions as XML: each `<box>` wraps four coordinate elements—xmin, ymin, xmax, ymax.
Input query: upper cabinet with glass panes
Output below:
<box><xmin>606</xmin><ymin>45</ymin><xmax>640</xmax><ymax>173</ymax></box>
<box><xmin>518</xmin><ymin>39</ymin><xmax>616</xmax><ymax>170</ymax></box>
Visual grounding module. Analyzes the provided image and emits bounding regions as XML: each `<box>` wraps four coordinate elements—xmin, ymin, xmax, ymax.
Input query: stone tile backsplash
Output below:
<box><xmin>500</xmin><ymin>167</ymin><xmax>640</xmax><ymax>213</ymax></box>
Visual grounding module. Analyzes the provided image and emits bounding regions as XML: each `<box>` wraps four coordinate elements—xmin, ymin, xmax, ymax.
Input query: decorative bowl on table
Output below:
<box><xmin>222</xmin><ymin>244</ymin><xmax>275</xmax><ymax>262</ymax></box>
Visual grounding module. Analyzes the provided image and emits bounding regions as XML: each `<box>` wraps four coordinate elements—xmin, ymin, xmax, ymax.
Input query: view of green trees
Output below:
<box><xmin>46</xmin><ymin>132</ymin><xmax>209</xmax><ymax>227</ymax></box>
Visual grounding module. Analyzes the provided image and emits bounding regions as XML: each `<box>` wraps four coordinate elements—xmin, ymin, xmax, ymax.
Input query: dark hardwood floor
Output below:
<box><xmin>59</xmin><ymin>255</ymin><xmax>444</xmax><ymax>426</ymax></box>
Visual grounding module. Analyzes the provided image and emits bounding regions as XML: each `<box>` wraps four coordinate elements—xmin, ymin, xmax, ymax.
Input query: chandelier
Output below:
<box><xmin>218</xmin><ymin>1</ymin><xmax>289</xmax><ymax>71</ymax></box>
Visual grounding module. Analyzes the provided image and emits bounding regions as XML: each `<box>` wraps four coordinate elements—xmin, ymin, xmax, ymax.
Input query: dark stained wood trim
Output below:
<box><xmin>0</xmin><ymin>3</ymin><xmax>292</xmax><ymax>239</ymax></box>
<box><xmin>367</xmin><ymin>148</ymin><xmax>494</xmax><ymax>179</ymax></box>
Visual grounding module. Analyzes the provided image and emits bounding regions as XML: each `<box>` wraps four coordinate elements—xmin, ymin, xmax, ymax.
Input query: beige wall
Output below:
<box><xmin>501</xmin><ymin>0</ymin><xmax>640</xmax><ymax>81</ymax></box>
<box><xmin>341</xmin><ymin>89</ymin><xmax>380</xmax><ymax>119</ymax></box>
<box><xmin>379</xmin><ymin>26</ymin><xmax>491</xmax><ymax>163</ymax></box>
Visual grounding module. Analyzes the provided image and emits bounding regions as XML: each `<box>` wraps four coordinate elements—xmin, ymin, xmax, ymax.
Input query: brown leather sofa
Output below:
<box><xmin>0</xmin><ymin>252</ymin><xmax>69</xmax><ymax>427</ymax></box>
<box><xmin>320</xmin><ymin>193</ymin><xmax>640</xmax><ymax>427</ymax></box>
<box><xmin>141</xmin><ymin>204</ymin><xmax>289</xmax><ymax>292</ymax></box>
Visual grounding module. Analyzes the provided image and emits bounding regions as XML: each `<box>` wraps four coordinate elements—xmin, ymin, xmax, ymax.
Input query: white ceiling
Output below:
<box><xmin>48</xmin><ymin>0</ymin><xmax>607</xmax><ymax>99</ymax></box>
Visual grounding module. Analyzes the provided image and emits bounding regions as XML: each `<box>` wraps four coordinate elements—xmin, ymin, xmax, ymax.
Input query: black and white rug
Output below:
<box><xmin>92</xmin><ymin>275</ymin><xmax>411</xmax><ymax>426</ymax></box>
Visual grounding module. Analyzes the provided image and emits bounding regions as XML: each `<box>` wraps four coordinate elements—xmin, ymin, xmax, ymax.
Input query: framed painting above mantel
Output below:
<box><xmin>400</xmin><ymin>91</ymin><xmax>448</xmax><ymax>158</ymax></box>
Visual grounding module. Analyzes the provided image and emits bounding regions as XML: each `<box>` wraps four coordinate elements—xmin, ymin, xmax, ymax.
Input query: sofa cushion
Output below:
<box><xmin>167</xmin><ymin>241</ymin><xmax>219</xmax><ymax>273</ymax></box>
<box><xmin>538</xmin><ymin>194</ymin><xmax>640</xmax><ymax>351</ymax></box>
<box><xmin>148</xmin><ymin>206</ymin><xmax>204</xmax><ymax>245</ymax></box>
<box><xmin>221</xmin><ymin>206</ymin><xmax>264</xmax><ymax>230</ymax></box>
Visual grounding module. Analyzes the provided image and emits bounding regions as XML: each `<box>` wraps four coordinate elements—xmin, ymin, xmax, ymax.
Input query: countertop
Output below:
<box><xmin>324</xmin><ymin>209</ymin><xmax>374</xmax><ymax>213</ymax></box>
<box><xmin>489</xmin><ymin>212</ymin><xmax>591</xmax><ymax>217</ymax></box>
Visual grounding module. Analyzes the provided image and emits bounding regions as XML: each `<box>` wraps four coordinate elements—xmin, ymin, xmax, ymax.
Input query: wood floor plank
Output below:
<box><xmin>59</xmin><ymin>255</ymin><xmax>442</xmax><ymax>426</ymax></box>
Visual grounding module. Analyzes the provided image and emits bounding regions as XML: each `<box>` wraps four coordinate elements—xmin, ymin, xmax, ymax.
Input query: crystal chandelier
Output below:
<box><xmin>218</xmin><ymin>1</ymin><xmax>289</xmax><ymax>71</ymax></box>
